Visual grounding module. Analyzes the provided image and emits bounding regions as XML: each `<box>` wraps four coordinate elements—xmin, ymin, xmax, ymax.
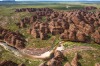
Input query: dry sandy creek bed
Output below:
<box><xmin>0</xmin><ymin>42</ymin><xmax>96</xmax><ymax>60</ymax></box>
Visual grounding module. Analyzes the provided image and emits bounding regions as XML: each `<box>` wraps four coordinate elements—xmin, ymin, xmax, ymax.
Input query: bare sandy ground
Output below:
<box><xmin>63</xmin><ymin>46</ymin><xmax>96</xmax><ymax>54</ymax></box>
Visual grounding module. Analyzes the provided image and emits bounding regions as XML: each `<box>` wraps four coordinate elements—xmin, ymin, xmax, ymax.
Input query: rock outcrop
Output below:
<box><xmin>64</xmin><ymin>53</ymin><xmax>79</xmax><ymax>66</ymax></box>
<box><xmin>15</xmin><ymin>7</ymin><xmax>100</xmax><ymax>44</ymax></box>
<box><xmin>0</xmin><ymin>27</ymin><xmax>26</xmax><ymax>49</ymax></box>
<box><xmin>64</xmin><ymin>62</ymin><xmax>71</xmax><ymax>66</ymax></box>
<box><xmin>71</xmin><ymin>53</ymin><xmax>78</xmax><ymax>66</ymax></box>
<box><xmin>84</xmin><ymin>6</ymin><xmax>97</xmax><ymax>10</ymax></box>
<box><xmin>39</xmin><ymin>50</ymin><xmax>65</xmax><ymax>66</ymax></box>
<box><xmin>15</xmin><ymin>8</ymin><xmax>53</xmax><ymax>13</ymax></box>
<box><xmin>0</xmin><ymin>60</ymin><xmax>25</xmax><ymax>66</ymax></box>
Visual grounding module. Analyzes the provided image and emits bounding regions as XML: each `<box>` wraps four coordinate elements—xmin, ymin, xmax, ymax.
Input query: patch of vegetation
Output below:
<box><xmin>26</xmin><ymin>35</ymin><xmax>61</xmax><ymax>48</ymax></box>
<box><xmin>63</xmin><ymin>41</ymin><xmax>100</xmax><ymax>66</ymax></box>
<box><xmin>0</xmin><ymin>46</ymin><xmax>42</xmax><ymax>66</ymax></box>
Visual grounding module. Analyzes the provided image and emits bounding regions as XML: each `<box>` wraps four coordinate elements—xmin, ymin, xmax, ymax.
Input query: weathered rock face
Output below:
<box><xmin>71</xmin><ymin>53</ymin><xmax>78</xmax><ymax>66</ymax></box>
<box><xmin>40</xmin><ymin>23</ymin><xmax>50</xmax><ymax>34</ymax></box>
<box><xmin>83</xmin><ymin>24</ymin><xmax>94</xmax><ymax>35</ymax></box>
<box><xmin>39</xmin><ymin>51</ymin><xmax>64</xmax><ymax>66</ymax></box>
<box><xmin>40</xmin><ymin>32</ymin><xmax>48</xmax><ymax>40</ymax></box>
<box><xmin>15</xmin><ymin>7</ymin><xmax>100</xmax><ymax>44</ymax></box>
<box><xmin>0</xmin><ymin>27</ymin><xmax>26</xmax><ymax>49</ymax></box>
<box><xmin>54</xmin><ymin>51</ymin><xmax>64</xmax><ymax>62</ymax></box>
<box><xmin>30</xmin><ymin>26</ymin><xmax>48</xmax><ymax>40</ymax></box>
<box><xmin>29</xmin><ymin>20</ymin><xmax>65</xmax><ymax>39</ymax></box>
<box><xmin>16</xmin><ymin>8</ymin><xmax>54</xmax><ymax>28</ymax></box>
<box><xmin>47</xmin><ymin>57</ymin><xmax>63</xmax><ymax>66</ymax></box>
<box><xmin>39</xmin><ymin>62</ymin><xmax>47</xmax><ymax>66</ymax></box>
<box><xmin>50</xmin><ymin>27</ymin><xmax>64</xmax><ymax>35</ymax></box>
<box><xmin>84</xmin><ymin>6</ymin><xmax>97</xmax><ymax>10</ymax></box>
<box><xmin>76</xmin><ymin>31</ymin><xmax>86</xmax><ymax>42</ymax></box>
<box><xmin>15</xmin><ymin>8</ymin><xmax>53</xmax><ymax>13</ymax></box>
<box><xmin>49</xmin><ymin>21</ymin><xmax>64</xmax><ymax>35</ymax></box>
<box><xmin>71</xmin><ymin>15</ymin><xmax>81</xmax><ymax>25</ymax></box>
<box><xmin>60</xmin><ymin>10</ymin><xmax>100</xmax><ymax>44</ymax></box>
<box><xmin>60</xmin><ymin>30</ymin><xmax>69</xmax><ymax>40</ymax></box>
<box><xmin>0</xmin><ymin>60</ymin><xmax>18</xmax><ymax>66</ymax></box>
<box><xmin>69</xmin><ymin>31</ymin><xmax>76</xmax><ymax>41</ymax></box>
<box><xmin>0</xmin><ymin>60</ymin><xmax>25</xmax><ymax>66</ymax></box>
<box><xmin>64</xmin><ymin>62</ymin><xmax>71</xmax><ymax>66</ymax></box>
<box><xmin>64</xmin><ymin>53</ymin><xmax>79</xmax><ymax>66</ymax></box>
<box><xmin>47</xmin><ymin>58</ymin><xmax>57</xmax><ymax>66</ymax></box>
<box><xmin>31</xmin><ymin>28</ymin><xmax>40</xmax><ymax>38</ymax></box>
<box><xmin>91</xmin><ymin>30</ymin><xmax>100</xmax><ymax>44</ymax></box>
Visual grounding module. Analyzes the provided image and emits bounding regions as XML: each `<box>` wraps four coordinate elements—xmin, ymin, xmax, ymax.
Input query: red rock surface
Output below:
<box><xmin>0</xmin><ymin>60</ymin><xmax>25</xmax><ymax>66</ymax></box>
<box><xmin>0</xmin><ymin>27</ymin><xmax>26</xmax><ymax>49</ymax></box>
<box><xmin>84</xmin><ymin>6</ymin><xmax>97</xmax><ymax>10</ymax></box>
<box><xmin>15</xmin><ymin>7</ymin><xmax>100</xmax><ymax>44</ymax></box>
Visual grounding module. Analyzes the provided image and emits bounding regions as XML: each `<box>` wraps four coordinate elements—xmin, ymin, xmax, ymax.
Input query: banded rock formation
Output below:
<box><xmin>0</xmin><ymin>27</ymin><xmax>26</xmax><ymax>49</ymax></box>
<box><xmin>39</xmin><ymin>50</ymin><xmax>65</xmax><ymax>66</ymax></box>
<box><xmin>0</xmin><ymin>60</ymin><xmax>25</xmax><ymax>66</ymax></box>
<box><xmin>15</xmin><ymin>7</ymin><xmax>100</xmax><ymax>44</ymax></box>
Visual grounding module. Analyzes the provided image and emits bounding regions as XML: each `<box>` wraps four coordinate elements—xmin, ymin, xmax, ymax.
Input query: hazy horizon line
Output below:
<box><xmin>2</xmin><ymin>1</ymin><xmax>100</xmax><ymax>2</ymax></box>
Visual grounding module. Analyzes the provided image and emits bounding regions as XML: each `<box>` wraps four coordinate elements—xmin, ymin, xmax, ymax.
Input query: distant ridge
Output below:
<box><xmin>0</xmin><ymin>1</ymin><xmax>100</xmax><ymax>5</ymax></box>
<box><xmin>3</xmin><ymin>0</ymin><xmax>15</xmax><ymax>1</ymax></box>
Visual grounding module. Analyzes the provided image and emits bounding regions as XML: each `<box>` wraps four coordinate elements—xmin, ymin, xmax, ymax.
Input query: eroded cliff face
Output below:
<box><xmin>0</xmin><ymin>27</ymin><xmax>26</xmax><ymax>49</ymax></box>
